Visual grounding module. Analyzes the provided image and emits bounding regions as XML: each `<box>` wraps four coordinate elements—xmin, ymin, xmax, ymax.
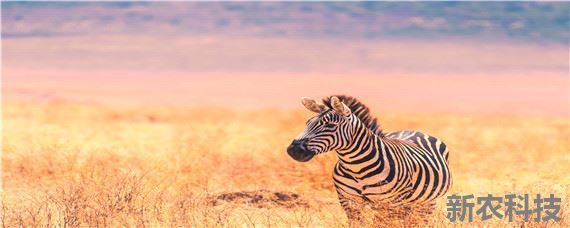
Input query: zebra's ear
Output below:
<box><xmin>301</xmin><ymin>97</ymin><xmax>325</xmax><ymax>113</ymax></box>
<box><xmin>331</xmin><ymin>96</ymin><xmax>351</xmax><ymax>116</ymax></box>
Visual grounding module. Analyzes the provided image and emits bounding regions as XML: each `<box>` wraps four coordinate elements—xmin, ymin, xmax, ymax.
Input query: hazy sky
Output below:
<box><xmin>2</xmin><ymin>2</ymin><xmax>568</xmax><ymax>115</ymax></box>
<box><xmin>3</xmin><ymin>2</ymin><xmax>569</xmax><ymax>75</ymax></box>
<box><xmin>2</xmin><ymin>2</ymin><xmax>569</xmax><ymax>43</ymax></box>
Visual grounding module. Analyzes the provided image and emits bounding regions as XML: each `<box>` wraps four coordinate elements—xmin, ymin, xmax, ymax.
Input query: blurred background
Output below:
<box><xmin>3</xmin><ymin>2</ymin><xmax>569</xmax><ymax>115</ymax></box>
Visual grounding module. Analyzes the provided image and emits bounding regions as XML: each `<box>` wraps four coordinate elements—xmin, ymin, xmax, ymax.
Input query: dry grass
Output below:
<box><xmin>2</xmin><ymin>101</ymin><xmax>569</xmax><ymax>227</ymax></box>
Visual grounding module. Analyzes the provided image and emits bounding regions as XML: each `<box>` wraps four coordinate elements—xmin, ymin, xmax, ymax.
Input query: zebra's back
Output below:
<box><xmin>385</xmin><ymin>130</ymin><xmax>450</xmax><ymax>162</ymax></box>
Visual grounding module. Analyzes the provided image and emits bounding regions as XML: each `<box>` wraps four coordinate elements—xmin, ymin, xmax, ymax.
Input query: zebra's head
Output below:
<box><xmin>287</xmin><ymin>96</ymin><xmax>357</xmax><ymax>162</ymax></box>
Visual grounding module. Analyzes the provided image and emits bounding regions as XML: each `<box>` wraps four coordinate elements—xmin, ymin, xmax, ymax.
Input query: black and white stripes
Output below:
<box><xmin>287</xmin><ymin>95</ymin><xmax>452</xmax><ymax>224</ymax></box>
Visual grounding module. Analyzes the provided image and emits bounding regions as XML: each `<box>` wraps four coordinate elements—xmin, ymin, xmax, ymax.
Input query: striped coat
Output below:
<box><xmin>287</xmin><ymin>95</ymin><xmax>452</xmax><ymax>224</ymax></box>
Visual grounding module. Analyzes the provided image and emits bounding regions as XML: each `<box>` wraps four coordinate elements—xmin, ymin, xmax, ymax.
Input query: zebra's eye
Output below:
<box><xmin>324</xmin><ymin>123</ymin><xmax>337</xmax><ymax>128</ymax></box>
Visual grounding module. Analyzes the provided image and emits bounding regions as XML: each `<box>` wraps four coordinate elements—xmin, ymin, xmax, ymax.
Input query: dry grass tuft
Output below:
<box><xmin>2</xmin><ymin>101</ymin><xmax>568</xmax><ymax>227</ymax></box>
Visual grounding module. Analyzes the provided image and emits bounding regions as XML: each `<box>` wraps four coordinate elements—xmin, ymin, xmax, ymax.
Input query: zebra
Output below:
<box><xmin>287</xmin><ymin>95</ymin><xmax>452</xmax><ymax>225</ymax></box>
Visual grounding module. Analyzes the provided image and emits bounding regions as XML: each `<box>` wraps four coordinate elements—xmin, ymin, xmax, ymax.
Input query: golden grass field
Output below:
<box><xmin>1</xmin><ymin>101</ymin><xmax>569</xmax><ymax>227</ymax></box>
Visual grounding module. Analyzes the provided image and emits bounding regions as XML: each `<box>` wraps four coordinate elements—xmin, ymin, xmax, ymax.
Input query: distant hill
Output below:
<box><xmin>2</xmin><ymin>2</ymin><xmax>568</xmax><ymax>43</ymax></box>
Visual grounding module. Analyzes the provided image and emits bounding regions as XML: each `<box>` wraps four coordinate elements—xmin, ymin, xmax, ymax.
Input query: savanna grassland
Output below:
<box><xmin>1</xmin><ymin>101</ymin><xmax>569</xmax><ymax>227</ymax></box>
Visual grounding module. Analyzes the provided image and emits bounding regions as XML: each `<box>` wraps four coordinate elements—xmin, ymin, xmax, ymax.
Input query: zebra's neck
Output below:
<box><xmin>335</xmin><ymin>119</ymin><xmax>384</xmax><ymax>176</ymax></box>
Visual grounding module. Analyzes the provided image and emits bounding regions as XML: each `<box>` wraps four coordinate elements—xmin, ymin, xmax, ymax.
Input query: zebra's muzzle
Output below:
<box><xmin>287</xmin><ymin>139</ymin><xmax>315</xmax><ymax>162</ymax></box>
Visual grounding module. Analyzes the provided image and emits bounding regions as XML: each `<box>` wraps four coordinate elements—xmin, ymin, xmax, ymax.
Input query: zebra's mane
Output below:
<box><xmin>322</xmin><ymin>95</ymin><xmax>384</xmax><ymax>136</ymax></box>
